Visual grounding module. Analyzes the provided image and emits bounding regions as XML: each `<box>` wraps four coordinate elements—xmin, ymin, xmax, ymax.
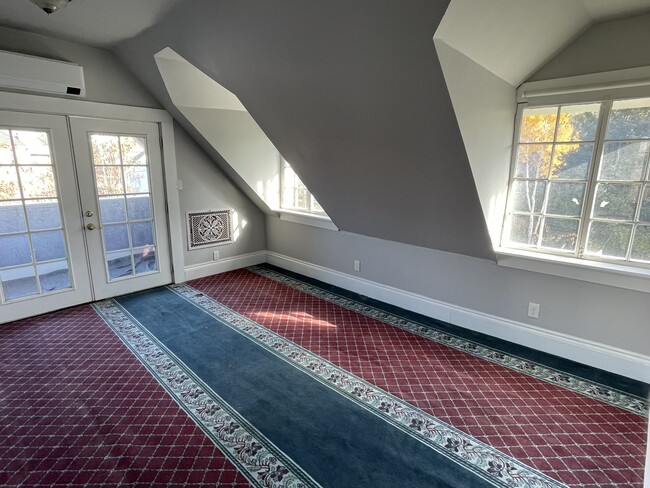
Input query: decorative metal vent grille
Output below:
<box><xmin>187</xmin><ymin>210</ymin><xmax>232</xmax><ymax>249</ymax></box>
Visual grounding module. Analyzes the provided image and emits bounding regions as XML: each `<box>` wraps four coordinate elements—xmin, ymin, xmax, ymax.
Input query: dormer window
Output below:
<box><xmin>502</xmin><ymin>98</ymin><xmax>650</xmax><ymax>267</ymax></box>
<box><xmin>281</xmin><ymin>159</ymin><xmax>326</xmax><ymax>216</ymax></box>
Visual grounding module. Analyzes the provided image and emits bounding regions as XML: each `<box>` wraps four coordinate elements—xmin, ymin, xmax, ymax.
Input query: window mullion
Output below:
<box><xmin>577</xmin><ymin>101</ymin><xmax>611</xmax><ymax>258</ymax></box>
<box><xmin>536</xmin><ymin>106</ymin><xmax>562</xmax><ymax>249</ymax></box>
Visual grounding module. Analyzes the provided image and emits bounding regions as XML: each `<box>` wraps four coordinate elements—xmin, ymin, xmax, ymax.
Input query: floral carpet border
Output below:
<box><xmin>171</xmin><ymin>283</ymin><xmax>568</xmax><ymax>488</ymax></box>
<box><xmin>247</xmin><ymin>265</ymin><xmax>648</xmax><ymax>417</ymax></box>
<box><xmin>92</xmin><ymin>299</ymin><xmax>322</xmax><ymax>488</ymax></box>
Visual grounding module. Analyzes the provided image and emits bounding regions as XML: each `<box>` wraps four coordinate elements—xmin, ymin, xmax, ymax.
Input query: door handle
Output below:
<box><xmin>86</xmin><ymin>223</ymin><xmax>96</xmax><ymax>231</ymax></box>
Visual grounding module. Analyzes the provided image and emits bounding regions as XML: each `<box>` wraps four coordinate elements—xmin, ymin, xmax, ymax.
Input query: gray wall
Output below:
<box><xmin>262</xmin><ymin>11</ymin><xmax>650</xmax><ymax>358</ymax></box>
<box><xmin>530</xmin><ymin>13</ymin><xmax>650</xmax><ymax>81</ymax></box>
<box><xmin>267</xmin><ymin>217</ymin><xmax>650</xmax><ymax>356</ymax></box>
<box><xmin>0</xmin><ymin>26</ymin><xmax>160</xmax><ymax>108</ymax></box>
<box><xmin>115</xmin><ymin>0</ymin><xmax>494</xmax><ymax>260</ymax></box>
<box><xmin>174</xmin><ymin>122</ymin><xmax>266</xmax><ymax>266</ymax></box>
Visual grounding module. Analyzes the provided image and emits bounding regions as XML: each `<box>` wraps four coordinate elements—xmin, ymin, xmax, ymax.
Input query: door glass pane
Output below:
<box><xmin>134</xmin><ymin>247</ymin><xmax>156</xmax><ymax>275</ymax></box>
<box><xmin>32</xmin><ymin>230</ymin><xmax>66</xmax><ymax>262</ymax></box>
<box><xmin>0</xmin><ymin>126</ymin><xmax>73</xmax><ymax>302</ymax></box>
<box><xmin>90</xmin><ymin>133</ymin><xmax>158</xmax><ymax>281</ymax></box>
<box><xmin>127</xmin><ymin>195</ymin><xmax>151</xmax><ymax>220</ymax></box>
<box><xmin>18</xmin><ymin>166</ymin><xmax>57</xmax><ymax>198</ymax></box>
<box><xmin>131</xmin><ymin>221</ymin><xmax>154</xmax><ymax>247</ymax></box>
<box><xmin>0</xmin><ymin>130</ymin><xmax>14</xmax><ymax>165</ymax></box>
<box><xmin>12</xmin><ymin>131</ymin><xmax>52</xmax><ymax>165</ymax></box>
<box><xmin>121</xmin><ymin>136</ymin><xmax>147</xmax><ymax>165</ymax></box>
<box><xmin>0</xmin><ymin>202</ymin><xmax>27</xmax><ymax>233</ymax></box>
<box><xmin>124</xmin><ymin>166</ymin><xmax>149</xmax><ymax>193</ymax></box>
<box><xmin>38</xmin><ymin>261</ymin><xmax>71</xmax><ymax>292</ymax></box>
<box><xmin>0</xmin><ymin>166</ymin><xmax>21</xmax><ymax>200</ymax></box>
<box><xmin>107</xmin><ymin>250</ymin><xmax>133</xmax><ymax>280</ymax></box>
<box><xmin>25</xmin><ymin>200</ymin><xmax>61</xmax><ymax>230</ymax></box>
<box><xmin>1</xmin><ymin>266</ymin><xmax>38</xmax><ymax>301</ymax></box>
<box><xmin>91</xmin><ymin>135</ymin><xmax>120</xmax><ymax>165</ymax></box>
<box><xmin>95</xmin><ymin>166</ymin><xmax>124</xmax><ymax>195</ymax></box>
<box><xmin>103</xmin><ymin>224</ymin><xmax>130</xmax><ymax>252</ymax></box>
<box><xmin>99</xmin><ymin>196</ymin><xmax>127</xmax><ymax>224</ymax></box>
<box><xmin>0</xmin><ymin>234</ymin><xmax>32</xmax><ymax>267</ymax></box>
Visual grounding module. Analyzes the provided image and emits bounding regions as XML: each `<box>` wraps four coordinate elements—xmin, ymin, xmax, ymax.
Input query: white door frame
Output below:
<box><xmin>0</xmin><ymin>91</ymin><xmax>185</xmax><ymax>285</ymax></box>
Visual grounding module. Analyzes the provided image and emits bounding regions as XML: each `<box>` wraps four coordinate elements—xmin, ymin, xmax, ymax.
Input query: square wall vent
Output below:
<box><xmin>187</xmin><ymin>210</ymin><xmax>232</xmax><ymax>249</ymax></box>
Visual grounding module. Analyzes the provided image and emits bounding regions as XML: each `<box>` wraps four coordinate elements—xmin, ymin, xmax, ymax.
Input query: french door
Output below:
<box><xmin>0</xmin><ymin>111</ymin><xmax>171</xmax><ymax>323</ymax></box>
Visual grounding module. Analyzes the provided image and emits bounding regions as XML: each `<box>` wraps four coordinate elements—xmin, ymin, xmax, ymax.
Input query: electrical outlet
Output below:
<box><xmin>527</xmin><ymin>302</ymin><xmax>540</xmax><ymax>319</ymax></box>
<box><xmin>353</xmin><ymin>259</ymin><xmax>360</xmax><ymax>272</ymax></box>
<box><xmin>213</xmin><ymin>250</ymin><xmax>220</xmax><ymax>261</ymax></box>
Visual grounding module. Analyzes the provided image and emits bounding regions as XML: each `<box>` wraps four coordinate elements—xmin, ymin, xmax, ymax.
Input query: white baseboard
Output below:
<box><xmin>184</xmin><ymin>251</ymin><xmax>266</xmax><ymax>281</ymax></box>
<box><xmin>266</xmin><ymin>251</ymin><xmax>650</xmax><ymax>383</ymax></box>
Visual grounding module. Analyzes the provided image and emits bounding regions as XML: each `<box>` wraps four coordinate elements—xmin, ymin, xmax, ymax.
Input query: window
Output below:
<box><xmin>281</xmin><ymin>159</ymin><xmax>326</xmax><ymax>216</ymax></box>
<box><xmin>502</xmin><ymin>97</ymin><xmax>650</xmax><ymax>267</ymax></box>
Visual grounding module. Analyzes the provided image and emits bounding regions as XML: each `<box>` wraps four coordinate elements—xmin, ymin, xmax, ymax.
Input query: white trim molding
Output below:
<box><xmin>266</xmin><ymin>251</ymin><xmax>650</xmax><ymax>383</ymax></box>
<box><xmin>184</xmin><ymin>251</ymin><xmax>267</xmax><ymax>281</ymax></box>
<box><xmin>518</xmin><ymin>65</ymin><xmax>650</xmax><ymax>106</ymax></box>
<box><xmin>279</xmin><ymin>210</ymin><xmax>339</xmax><ymax>231</ymax></box>
<box><xmin>496</xmin><ymin>248</ymin><xmax>650</xmax><ymax>294</ymax></box>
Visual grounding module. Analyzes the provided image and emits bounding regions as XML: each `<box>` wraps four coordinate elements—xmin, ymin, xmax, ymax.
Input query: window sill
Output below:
<box><xmin>495</xmin><ymin>247</ymin><xmax>650</xmax><ymax>294</ymax></box>
<box><xmin>279</xmin><ymin>210</ymin><xmax>339</xmax><ymax>231</ymax></box>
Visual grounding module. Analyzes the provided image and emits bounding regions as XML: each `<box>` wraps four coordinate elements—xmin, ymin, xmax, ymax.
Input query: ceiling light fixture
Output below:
<box><xmin>29</xmin><ymin>0</ymin><xmax>72</xmax><ymax>15</ymax></box>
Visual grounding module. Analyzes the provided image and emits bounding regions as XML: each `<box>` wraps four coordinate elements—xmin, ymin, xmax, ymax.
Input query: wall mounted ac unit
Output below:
<box><xmin>0</xmin><ymin>50</ymin><xmax>86</xmax><ymax>97</ymax></box>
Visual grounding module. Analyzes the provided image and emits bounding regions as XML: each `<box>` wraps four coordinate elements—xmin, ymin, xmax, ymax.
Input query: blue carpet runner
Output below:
<box><xmin>94</xmin><ymin>284</ymin><xmax>568</xmax><ymax>488</ymax></box>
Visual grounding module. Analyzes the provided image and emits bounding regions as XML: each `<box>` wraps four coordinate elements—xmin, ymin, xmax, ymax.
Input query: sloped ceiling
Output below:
<box><xmin>115</xmin><ymin>0</ymin><xmax>496</xmax><ymax>260</ymax></box>
<box><xmin>434</xmin><ymin>0</ymin><xmax>650</xmax><ymax>87</ymax></box>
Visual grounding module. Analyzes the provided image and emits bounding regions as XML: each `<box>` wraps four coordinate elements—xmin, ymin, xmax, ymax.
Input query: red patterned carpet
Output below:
<box><xmin>1</xmin><ymin>267</ymin><xmax>647</xmax><ymax>487</ymax></box>
<box><xmin>190</xmin><ymin>268</ymin><xmax>648</xmax><ymax>488</ymax></box>
<box><xmin>0</xmin><ymin>305</ymin><xmax>250</xmax><ymax>487</ymax></box>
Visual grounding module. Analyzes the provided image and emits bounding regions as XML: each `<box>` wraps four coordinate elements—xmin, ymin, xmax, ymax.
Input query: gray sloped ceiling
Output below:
<box><xmin>115</xmin><ymin>0</ymin><xmax>495</xmax><ymax>260</ymax></box>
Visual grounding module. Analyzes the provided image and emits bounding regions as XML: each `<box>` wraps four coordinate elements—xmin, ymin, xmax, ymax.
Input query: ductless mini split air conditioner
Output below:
<box><xmin>0</xmin><ymin>50</ymin><xmax>86</xmax><ymax>97</ymax></box>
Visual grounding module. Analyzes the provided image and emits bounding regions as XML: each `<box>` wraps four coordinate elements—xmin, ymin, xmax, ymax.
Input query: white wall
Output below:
<box><xmin>0</xmin><ymin>26</ymin><xmax>160</xmax><ymax>108</ymax></box>
<box><xmin>174</xmin><ymin>122</ymin><xmax>266</xmax><ymax>267</ymax></box>
<box><xmin>434</xmin><ymin>40</ymin><xmax>515</xmax><ymax>245</ymax></box>
<box><xmin>155</xmin><ymin>51</ymin><xmax>281</xmax><ymax>212</ymax></box>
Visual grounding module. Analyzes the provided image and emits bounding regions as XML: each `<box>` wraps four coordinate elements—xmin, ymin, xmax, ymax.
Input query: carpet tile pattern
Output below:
<box><xmin>164</xmin><ymin>283</ymin><xmax>566</xmax><ymax>488</ymax></box>
<box><xmin>189</xmin><ymin>267</ymin><xmax>648</xmax><ymax>488</ymax></box>
<box><xmin>0</xmin><ymin>305</ymin><xmax>251</xmax><ymax>487</ymax></box>
<box><xmin>93</xmin><ymin>298</ymin><xmax>320</xmax><ymax>488</ymax></box>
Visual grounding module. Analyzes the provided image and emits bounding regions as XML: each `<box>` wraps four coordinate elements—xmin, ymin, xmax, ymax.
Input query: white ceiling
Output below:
<box><xmin>435</xmin><ymin>0</ymin><xmax>650</xmax><ymax>86</ymax></box>
<box><xmin>0</xmin><ymin>0</ymin><xmax>185</xmax><ymax>48</ymax></box>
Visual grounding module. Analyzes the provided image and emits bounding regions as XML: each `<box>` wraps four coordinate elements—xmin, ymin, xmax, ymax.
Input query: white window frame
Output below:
<box><xmin>496</xmin><ymin>67</ymin><xmax>650</xmax><ymax>293</ymax></box>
